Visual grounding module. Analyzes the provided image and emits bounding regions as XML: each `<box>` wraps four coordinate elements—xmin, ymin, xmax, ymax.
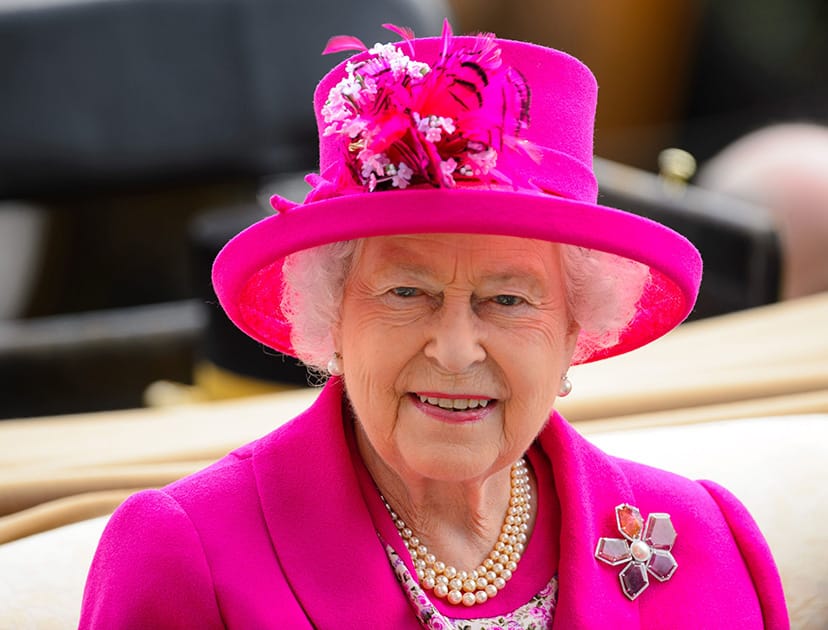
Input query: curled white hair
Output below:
<box><xmin>280</xmin><ymin>240</ymin><xmax>359</xmax><ymax>373</ymax></box>
<box><xmin>561</xmin><ymin>246</ymin><xmax>650</xmax><ymax>363</ymax></box>
<box><xmin>281</xmin><ymin>240</ymin><xmax>650</xmax><ymax>372</ymax></box>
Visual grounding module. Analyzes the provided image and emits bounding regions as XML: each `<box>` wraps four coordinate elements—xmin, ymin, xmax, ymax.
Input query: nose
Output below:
<box><xmin>423</xmin><ymin>299</ymin><xmax>486</xmax><ymax>373</ymax></box>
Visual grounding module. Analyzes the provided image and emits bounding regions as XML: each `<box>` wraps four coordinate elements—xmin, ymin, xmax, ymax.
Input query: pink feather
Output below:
<box><xmin>322</xmin><ymin>35</ymin><xmax>367</xmax><ymax>55</ymax></box>
<box><xmin>440</xmin><ymin>18</ymin><xmax>453</xmax><ymax>57</ymax></box>
<box><xmin>382</xmin><ymin>23</ymin><xmax>415</xmax><ymax>41</ymax></box>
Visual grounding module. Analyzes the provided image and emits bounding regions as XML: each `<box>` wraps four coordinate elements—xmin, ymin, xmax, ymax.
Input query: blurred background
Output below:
<box><xmin>1</xmin><ymin>0</ymin><xmax>826</xmax><ymax>418</ymax></box>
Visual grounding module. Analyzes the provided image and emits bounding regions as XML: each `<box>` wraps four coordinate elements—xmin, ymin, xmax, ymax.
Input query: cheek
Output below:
<box><xmin>499</xmin><ymin>312</ymin><xmax>572</xmax><ymax>367</ymax></box>
<box><xmin>495</xmin><ymin>317</ymin><xmax>570</xmax><ymax>431</ymax></box>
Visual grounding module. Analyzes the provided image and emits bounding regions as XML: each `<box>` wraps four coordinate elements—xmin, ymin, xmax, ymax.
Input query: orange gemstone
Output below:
<box><xmin>617</xmin><ymin>504</ymin><xmax>643</xmax><ymax>539</ymax></box>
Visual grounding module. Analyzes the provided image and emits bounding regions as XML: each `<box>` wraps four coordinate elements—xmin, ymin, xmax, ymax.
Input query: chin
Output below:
<box><xmin>400</xmin><ymin>446</ymin><xmax>500</xmax><ymax>482</ymax></box>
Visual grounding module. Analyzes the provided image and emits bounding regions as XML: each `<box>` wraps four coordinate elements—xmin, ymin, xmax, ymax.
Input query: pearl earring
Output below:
<box><xmin>558</xmin><ymin>374</ymin><xmax>572</xmax><ymax>397</ymax></box>
<box><xmin>327</xmin><ymin>353</ymin><xmax>343</xmax><ymax>376</ymax></box>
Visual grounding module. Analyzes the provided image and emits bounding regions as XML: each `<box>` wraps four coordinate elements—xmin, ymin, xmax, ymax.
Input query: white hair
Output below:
<box><xmin>281</xmin><ymin>239</ymin><xmax>650</xmax><ymax>372</ymax></box>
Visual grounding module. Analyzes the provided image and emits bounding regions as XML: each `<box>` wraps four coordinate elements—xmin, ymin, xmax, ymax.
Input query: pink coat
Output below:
<box><xmin>80</xmin><ymin>380</ymin><xmax>788</xmax><ymax>628</ymax></box>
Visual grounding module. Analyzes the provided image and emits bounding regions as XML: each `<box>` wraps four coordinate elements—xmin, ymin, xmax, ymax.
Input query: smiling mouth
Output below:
<box><xmin>414</xmin><ymin>394</ymin><xmax>493</xmax><ymax>410</ymax></box>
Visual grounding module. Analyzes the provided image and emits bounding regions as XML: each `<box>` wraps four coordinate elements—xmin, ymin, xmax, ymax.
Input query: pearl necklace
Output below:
<box><xmin>382</xmin><ymin>459</ymin><xmax>532</xmax><ymax>607</ymax></box>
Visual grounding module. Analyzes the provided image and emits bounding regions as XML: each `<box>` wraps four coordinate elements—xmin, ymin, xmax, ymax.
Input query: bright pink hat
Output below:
<box><xmin>213</xmin><ymin>24</ymin><xmax>702</xmax><ymax>364</ymax></box>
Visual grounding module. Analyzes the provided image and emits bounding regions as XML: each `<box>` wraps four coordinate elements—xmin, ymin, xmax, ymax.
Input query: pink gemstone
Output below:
<box><xmin>645</xmin><ymin>514</ymin><xmax>677</xmax><ymax>550</ymax></box>
<box><xmin>595</xmin><ymin>537</ymin><xmax>631</xmax><ymax>566</ymax></box>
<box><xmin>647</xmin><ymin>549</ymin><xmax>678</xmax><ymax>582</ymax></box>
<box><xmin>619</xmin><ymin>562</ymin><xmax>649</xmax><ymax>600</ymax></box>
<box><xmin>616</xmin><ymin>504</ymin><xmax>644</xmax><ymax>540</ymax></box>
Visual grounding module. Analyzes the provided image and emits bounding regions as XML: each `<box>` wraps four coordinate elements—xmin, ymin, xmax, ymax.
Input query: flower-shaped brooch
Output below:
<box><xmin>595</xmin><ymin>504</ymin><xmax>678</xmax><ymax>600</ymax></box>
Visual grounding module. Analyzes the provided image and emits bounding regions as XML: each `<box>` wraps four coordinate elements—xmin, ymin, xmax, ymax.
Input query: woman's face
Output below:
<box><xmin>337</xmin><ymin>233</ymin><xmax>579</xmax><ymax>484</ymax></box>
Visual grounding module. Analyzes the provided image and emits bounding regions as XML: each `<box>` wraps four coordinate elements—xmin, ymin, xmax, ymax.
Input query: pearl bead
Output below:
<box><xmin>422</xmin><ymin>576</ymin><xmax>436</xmax><ymax>590</ymax></box>
<box><xmin>434</xmin><ymin>584</ymin><xmax>448</xmax><ymax>598</ymax></box>
<box><xmin>501</xmin><ymin>569</ymin><xmax>513</xmax><ymax>581</ymax></box>
<box><xmin>485</xmin><ymin>584</ymin><xmax>498</xmax><ymax>598</ymax></box>
<box><xmin>444</xmin><ymin>566</ymin><xmax>457</xmax><ymax>579</ymax></box>
<box><xmin>447</xmin><ymin>590</ymin><xmax>463</xmax><ymax>605</ymax></box>
<box><xmin>449</xmin><ymin>578</ymin><xmax>462</xmax><ymax>591</ymax></box>
<box><xmin>631</xmin><ymin>540</ymin><xmax>652</xmax><ymax>563</ymax></box>
<box><xmin>475</xmin><ymin>590</ymin><xmax>488</xmax><ymax>604</ymax></box>
<box><xmin>462</xmin><ymin>592</ymin><xmax>476</xmax><ymax>606</ymax></box>
<box><xmin>476</xmin><ymin>577</ymin><xmax>488</xmax><ymax>589</ymax></box>
<box><xmin>493</xmin><ymin>577</ymin><xmax>506</xmax><ymax>590</ymax></box>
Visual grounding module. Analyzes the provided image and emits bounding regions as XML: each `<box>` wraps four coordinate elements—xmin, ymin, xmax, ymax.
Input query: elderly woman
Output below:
<box><xmin>80</xmin><ymin>23</ymin><xmax>788</xmax><ymax>629</ymax></box>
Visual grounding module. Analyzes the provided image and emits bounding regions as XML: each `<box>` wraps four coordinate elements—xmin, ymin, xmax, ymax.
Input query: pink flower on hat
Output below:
<box><xmin>321</xmin><ymin>20</ymin><xmax>533</xmax><ymax>192</ymax></box>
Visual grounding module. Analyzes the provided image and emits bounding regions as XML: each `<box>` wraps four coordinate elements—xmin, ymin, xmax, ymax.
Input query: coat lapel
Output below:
<box><xmin>538</xmin><ymin>411</ymin><xmax>642</xmax><ymax>628</ymax></box>
<box><xmin>251</xmin><ymin>379</ymin><xmax>418</xmax><ymax>628</ymax></box>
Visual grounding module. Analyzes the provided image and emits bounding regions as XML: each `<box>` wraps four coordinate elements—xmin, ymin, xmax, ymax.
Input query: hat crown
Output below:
<box><xmin>313</xmin><ymin>36</ymin><xmax>599</xmax><ymax>202</ymax></box>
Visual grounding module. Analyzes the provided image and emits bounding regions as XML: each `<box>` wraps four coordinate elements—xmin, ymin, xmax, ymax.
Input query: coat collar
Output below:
<box><xmin>252</xmin><ymin>381</ymin><xmax>642</xmax><ymax>628</ymax></box>
<box><xmin>537</xmin><ymin>412</ymin><xmax>642</xmax><ymax>627</ymax></box>
<box><xmin>252</xmin><ymin>379</ymin><xmax>418</xmax><ymax>628</ymax></box>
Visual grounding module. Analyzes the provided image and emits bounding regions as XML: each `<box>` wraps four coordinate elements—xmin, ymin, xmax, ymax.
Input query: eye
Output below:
<box><xmin>390</xmin><ymin>287</ymin><xmax>420</xmax><ymax>298</ymax></box>
<box><xmin>492</xmin><ymin>294</ymin><xmax>524</xmax><ymax>307</ymax></box>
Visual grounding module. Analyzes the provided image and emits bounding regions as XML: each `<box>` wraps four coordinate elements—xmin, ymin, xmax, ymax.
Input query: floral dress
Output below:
<box><xmin>386</xmin><ymin>546</ymin><xmax>557</xmax><ymax>630</ymax></box>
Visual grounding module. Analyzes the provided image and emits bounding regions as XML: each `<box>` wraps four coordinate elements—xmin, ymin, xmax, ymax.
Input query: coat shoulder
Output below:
<box><xmin>608</xmin><ymin>455</ymin><xmax>789</xmax><ymax>629</ymax></box>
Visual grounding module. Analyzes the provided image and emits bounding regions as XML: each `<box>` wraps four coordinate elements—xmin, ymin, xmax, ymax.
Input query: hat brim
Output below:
<box><xmin>212</xmin><ymin>188</ymin><xmax>701</xmax><ymax>364</ymax></box>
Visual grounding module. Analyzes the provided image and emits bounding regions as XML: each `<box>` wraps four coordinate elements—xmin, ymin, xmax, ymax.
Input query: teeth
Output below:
<box><xmin>417</xmin><ymin>395</ymin><xmax>491</xmax><ymax>410</ymax></box>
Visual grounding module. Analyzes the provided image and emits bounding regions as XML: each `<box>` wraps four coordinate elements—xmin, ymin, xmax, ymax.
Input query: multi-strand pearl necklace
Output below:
<box><xmin>383</xmin><ymin>459</ymin><xmax>532</xmax><ymax>607</ymax></box>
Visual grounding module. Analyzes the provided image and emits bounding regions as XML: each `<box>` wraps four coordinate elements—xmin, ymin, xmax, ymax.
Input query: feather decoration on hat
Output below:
<box><xmin>321</xmin><ymin>20</ymin><xmax>534</xmax><ymax>192</ymax></box>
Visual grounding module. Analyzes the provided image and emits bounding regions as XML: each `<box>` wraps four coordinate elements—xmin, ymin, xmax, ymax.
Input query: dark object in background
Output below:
<box><xmin>0</xmin><ymin>301</ymin><xmax>202</xmax><ymax>418</ymax></box>
<box><xmin>679</xmin><ymin>1</ymin><xmax>828</xmax><ymax>164</ymax></box>
<box><xmin>189</xmin><ymin>203</ymin><xmax>311</xmax><ymax>387</ymax></box>
<box><xmin>596</xmin><ymin>158</ymin><xmax>781</xmax><ymax>319</ymax></box>
<box><xmin>0</xmin><ymin>0</ymin><xmax>448</xmax><ymax>199</ymax></box>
